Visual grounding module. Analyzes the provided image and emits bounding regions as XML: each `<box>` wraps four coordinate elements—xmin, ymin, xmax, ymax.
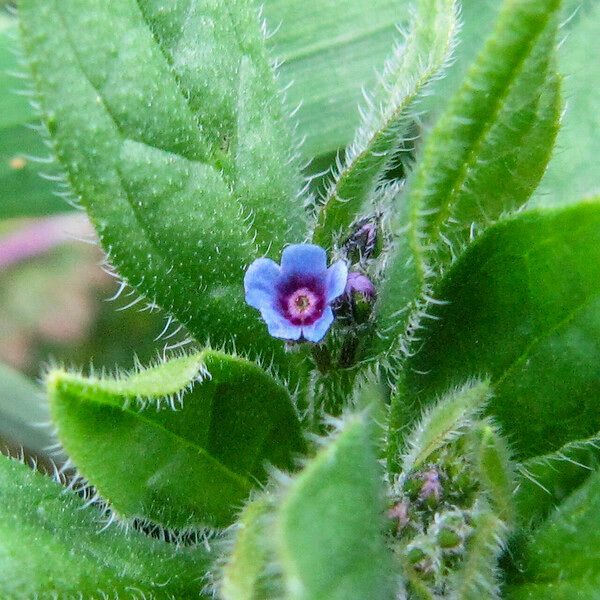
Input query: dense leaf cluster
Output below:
<box><xmin>1</xmin><ymin>0</ymin><xmax>599</xmax><ymax>597</ymax></box>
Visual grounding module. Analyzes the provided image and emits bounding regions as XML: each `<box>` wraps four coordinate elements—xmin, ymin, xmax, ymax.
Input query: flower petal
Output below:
<box><xmin>325</xmin><ymin>260</ymin><xmax>349</xmax><ymax>303</ymax></box>
<box><xmin>280</xmin><ymin>244</ymin><xmax>327</xmax><ymax>276</ymax></box>
<box><xmin>301</xmin><ymin>307</ymin><xmax>334</xmax><ymax>342</ymax></box>
<box><xmin>244</xmin><ymin>258</ymin><xmax>280</xmax><ymax>310</ymax></box>
<box><xmin>261</xmin><ymin>305</ymin><xmax>303</xmax><ymax>341</ymax></box>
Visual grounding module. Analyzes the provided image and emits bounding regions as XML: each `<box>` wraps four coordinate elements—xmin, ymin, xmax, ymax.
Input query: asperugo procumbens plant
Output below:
<box><xmin>4</xmin><ymin>0</ymin><xmax>600</xmax><ymax>597</ymax></box>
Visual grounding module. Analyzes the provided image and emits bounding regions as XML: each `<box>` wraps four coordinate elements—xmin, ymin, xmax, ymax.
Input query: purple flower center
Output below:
<box><xmin>244</xmin><ymin>244</ymin><xmax>348</xmax><ymax>343</ymax></box>
<box><xmin>277</xmin><ymin>274</ymin><xmax>326</xmax><ymax>326</ymax></box>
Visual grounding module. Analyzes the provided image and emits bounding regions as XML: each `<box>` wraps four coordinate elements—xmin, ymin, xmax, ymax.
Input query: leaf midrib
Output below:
<box><xmin>45</xmin><ymin>0</ymin><xmax>252</xmax><ymax>319</ymax></box>
<box><xmin>131</xmin><ymin>0</ymin><xmax>229</xmax><ymax>172</ymax></box>
<box><xmin>424</xmin><ymin>8</ymin><xmax>556</xmax><ymax>242</ymax></box>
<box><xmin>494</xmin><ymin>273</ymin><xmax>600</xmax><ymax>393</ymax></box>
<box><xmin>56</xmin><ymin>376</ymin><xmax>252</xmax><ymax>492</ymax></box>
<box><xmin>132</xmin><ymin>0</ymin><xmax>242</xmax><ymax>175</ymax></box>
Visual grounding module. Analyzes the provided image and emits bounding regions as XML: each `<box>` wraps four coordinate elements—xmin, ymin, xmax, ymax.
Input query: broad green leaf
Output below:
<box><xmin>265</xmin><ymin>0</ymin><xmax>402</xmax><ymax>160</ymax></box>
<box><xmin>0</xmin><ymin>362</ymin><xmax>50</xmax><ymax>455</ymax></box>
<box><xmin>18</xmin><ymin>0</ymin><xmax>304</xmax><ymax>364</ymax></box>
<box><xmin>376</xmin><ymin>0</ymin><xmax>561</xmax><ymax>352</ymax></box>
<box><xmin>0</xmin><ymin>454</ymin><xmax>209</xmax><ymax>598</ymax></box>
<box><xmin>48</xmin><ymin>351</ymin><xmax>305</xmax><ymax>528</ymax></box>
<box><xmin>8</xmin><ymin>0</ymin><xmax>587</xmax><ymax>214</ymax></box>
<box><xmin>0</xmin><ymin>21</ymin><xmax>57</xmax><ymax>218</ymax></box>
<box><xmin>398</xmin><ymin>202</ymin><xmax>600</xmax><ymax>460</ymax></box>
<box><xmin>515</xmin><ymin>434</ymin><xmax>600</xmax><ymax>527</ymax></box>
<box><xmin>398</xmin><ymin>379</ymin><xmax>490</xmax><ymax>475</ymax></box>
<box><xmin>221</xmin><ymin>496</ymin><xmax>274</xmax><ymax>600</ymax></box>
<box><xmin>130</xmin><ymin>0</ymin><xmax>306</xmax><ymax>251</ymax></box>
<box><xmin>449</xmin><ymin>509</ymin><xmax>506</xmax><ymax>600</ymax></box>
<box><xmin>506</xmin><ymin>466</ymin><xmax>600</xmax><ymax>599</ymax></box>
<box><xmin>276</xmin><ymin>413</ymin><xmax>394</xmax><ymax>600</ymax></box>
<box><xmin>0</xmin><ymin>0</ymin><xmax>500</xmax><ymax>217</ymax></box>
<box><xmin>312</xmin><ymin>0</ymin><xmax>458</xmax><ymax>251</ymax></box>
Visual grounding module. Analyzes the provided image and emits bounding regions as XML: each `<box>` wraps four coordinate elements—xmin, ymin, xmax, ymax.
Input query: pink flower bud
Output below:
<box><xmin>345</xmin><ymin>271</ymin><xmax>376</xmax><ymax>300</ymax></box>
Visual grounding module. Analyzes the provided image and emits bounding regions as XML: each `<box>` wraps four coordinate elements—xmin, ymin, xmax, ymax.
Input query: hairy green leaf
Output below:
<box><xmin>398</xmin><ymin>202</ymin><xmax>600</xmax><ymax>460</ymax></box>
<box><xmin>131</xmin><ymin>0</ymin><xmax>305</xmax><ymax>251</ymax></box>
<box><xmin>276</xmin><ymin>413</ymin><xmax>394</xmax><ymax>600</ymax></box>
<box><xmin>469</xmin><ymin>421</ymin><xmax>516</xmax><ymax>524</ymax></box>
<box><xmin>1</xmin><ymin>0</ymin><xmax>500</xmax><ymax>216</ymax></box>
<box><xmin>515</xmin><ymin>434</ymin><xmax>600</xmax><ymax>527</ymax></box>
<box><xmin>266</xmin><ymin>0</ymin><xmax>504</xmax><ymax>161</ymax></box>
<box><xmin>449</xmin><ymin>509</ymin><xmax>505</xmax><ymax>600</ymax></box>
<box><xmin>8</xmin><ymin>1</ymin><xmax>592</xmax><ymax>217</ymax></box>
<box><xmin>0</xmin><ymin>454</ymin><xmax>209</xmax><ymax>599</ymax></box>
<box><xmin>374</xmin><ymin>0</ymin><xmax>562</xmax><ymax>361</ymax></box>
<box><xmin>221</xmin><ymin>496</ymin><xmax>273</xmax><ymax>600</ymax></box>
<box><xmin>412</xmin><ymin>0</ymin><xmax>561</xmax><ymax>270</ymax></box>
<box><xmin>18</xmin><ymin>0</ymin><xmax>304</xmax><ymax>365</ymax></box>
<box><xmin>48</xmin><ymin>351</ymin><xmax>305</xmax><ymax>528</ymax></box>
<box><xmin>506</xmin><ymin>466</ymin><xmax>600</xmax><ymax>599</ymax></box>
<box><xmin>312</xmin><ymin>0</ymin><xmax>458</xmax><ymax>250</ymax></box>
<box><xmin>272</xmin><ymin>0</ymin><xmax>587</xmax><ymax>186</ymax></box>
<box><xmin>399</xmin><ymin>380</ymin><xmax>490</xmax><ymax>475</ymax></box>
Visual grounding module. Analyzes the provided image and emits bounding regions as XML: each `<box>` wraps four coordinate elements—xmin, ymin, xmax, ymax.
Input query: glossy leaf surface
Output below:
<box><xmin>400</xmin><ymin>203</ymin><xmax>600</xmax><ymax>459</ymax></box>
<box><xmin>48</xmin><ymin>351</ymin><xmax>304</xmax><ymax>528</ymax></box>
<box><xmin>507</xmin><ymin>467</ymin><xmax>600</xmax><ymax>599</ymax></box>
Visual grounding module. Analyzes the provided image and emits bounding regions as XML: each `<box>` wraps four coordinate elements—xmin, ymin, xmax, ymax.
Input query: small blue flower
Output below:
<box><xmin>244</xmin><ymin>244</ymin><xmax>348</xmax><ymax>343</ymax></box>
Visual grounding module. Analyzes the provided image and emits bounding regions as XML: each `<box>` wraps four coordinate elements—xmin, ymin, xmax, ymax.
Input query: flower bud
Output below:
<box><xmin>345</xmin><ymin>272</ymin><xmax>376</xmax><ymax>324</ymax></box>
<box><xmin>345</xmin><ymin>271</ymin><xmax>376</xmax><ymax>300</ymax></box>
<box><xmin>387</xmin><ymin>500</ymin><xmax>409</xmax><ymax>527</ymax></box>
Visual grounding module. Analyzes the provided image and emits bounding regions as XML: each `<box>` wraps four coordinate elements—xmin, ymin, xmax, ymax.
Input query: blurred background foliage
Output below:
<box><xmin>0</xmin><ymin>0</ymin><xmax>598</xmax><ymax>458</ymax></box>
<box><xmin>0</xmin><ymin>4</ymin><xmax>165</xmax><ymax>456</ymax></box>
